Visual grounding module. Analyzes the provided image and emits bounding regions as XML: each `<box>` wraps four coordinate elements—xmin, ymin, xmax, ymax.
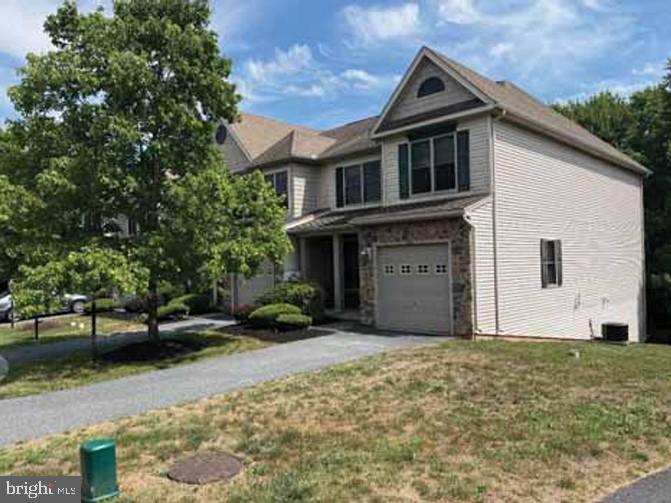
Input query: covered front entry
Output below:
<box><xmin>300</xmin><ymin>233</ymin><xmax>360</xmax><ymax>313</ymax></box>
<box><xmin>376</xmin><ymin>243</ymin><xmax>452</xmax><ymax>335</ymax></box>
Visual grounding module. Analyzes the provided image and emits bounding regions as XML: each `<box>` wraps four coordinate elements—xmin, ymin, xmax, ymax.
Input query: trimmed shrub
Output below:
<box><xmin>84</xmin><ymin>298</ymin><xmax>120</xmax><ymax>314</ymax></box>
<box><xmin>122</xmin><ymin>295</ymin><xmax>146</xmax><ymax>314</ymax></box>
<box><xmin>172</xmin><ymin>294</ymin><xmax>211</xmax><ymax>315</ymax></box>
<box><xmin>158</xmin><ymin>282</ymin><xmax>185</xmax><ymax>304</ymax></box>
<box><xmin>249</xmin><ymin>303</ymin><xmax>301</xmax><ymax>328</ymax></box>
<box><xmin>256</xmin><ymin>282</ymin><xmax>323</xmax><ymax>319</ymax></box>
<box><xmin>232</xmin><ymin>304</ymin><xmax>255</xmax><ymax>323</ymax></box>
<box><xmin>157</xmin><ymin>302</ymin><xmax>189</xmax><ymax>321</ymax></box>
<box><xmin>276</xmin><ymin>313</ymin><xmax>312</xmax><ymax>331</ymax></box>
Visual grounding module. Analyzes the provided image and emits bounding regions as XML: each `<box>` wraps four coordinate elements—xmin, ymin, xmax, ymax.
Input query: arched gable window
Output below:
<box><xmin>215</xmin><ymin>124</ymin><xmax>228</xmax><ymax>145</ymax></box>
<box><xmin>417</xmin><ymin>77</ymin><xmax>445</xmax><ymax>98</ymax></box>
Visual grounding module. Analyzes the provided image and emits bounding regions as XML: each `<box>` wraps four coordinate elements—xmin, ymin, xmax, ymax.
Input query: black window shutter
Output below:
<box><xmin>363</xmin><ymin>161</ymin><xmax>381</xmax><ymax>203</ymax></box>
<box><xmin>457</xmin><ymin>130</ymin><xmax>470</xmax><ymax>191</ymax></box>
<box><xmin>540</xmin><ymin>239</ymin><xmax>548</xmax><ymax>288</ymax></box>
<box><xmin>335</xmin><ymin>167</ymin><xmax>344</xmax><ymax>208</ymax></box>
<box><xmin>555</xmin><ymin>240</ymin><xmax>563</xmax><ymax>286</ymax></box>
<box><xmin>398</xmin><ymin>143</ymin><xmax>409</xmax><ymax>199</ymax></box>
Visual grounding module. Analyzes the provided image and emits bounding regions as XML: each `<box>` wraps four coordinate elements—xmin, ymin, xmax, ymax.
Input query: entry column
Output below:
<box><xmin>332</xmin><ymin>234</ymin><xmax>343</xmax><ymax>312</ymax></box>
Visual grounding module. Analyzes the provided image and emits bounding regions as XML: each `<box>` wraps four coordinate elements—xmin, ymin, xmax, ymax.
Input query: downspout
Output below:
<box><xmin>490</xmin><ymin>110</ymin><xmax>506</xmax><ymax>335</ymax></box>
<box><xmin>463</xmin><ymin>212</ymin><xmax>478</xmax><ymax>340</ymax></box>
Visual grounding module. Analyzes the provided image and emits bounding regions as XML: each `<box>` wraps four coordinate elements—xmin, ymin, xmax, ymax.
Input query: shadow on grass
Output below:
<box><xmin>0</xmin><ymin>330</ymin><xmax>268</xmax><ymax>399</ymax></box>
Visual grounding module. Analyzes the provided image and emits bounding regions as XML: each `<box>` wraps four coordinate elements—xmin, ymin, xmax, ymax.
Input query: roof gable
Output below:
<box><xmin>373</xmin><ymin>47</ymin><xmax>493</xmax><ymax>136</ymax></box>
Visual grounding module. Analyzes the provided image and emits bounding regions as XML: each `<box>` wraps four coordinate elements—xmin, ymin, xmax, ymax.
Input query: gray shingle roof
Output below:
<box><xmin>228</xmin><ymin>47</ymin><xmax>646</xmax><ymax>175</ymax></box>
<box><xmin>287</xmin><ymin>195</ymin><xmax>487</xmax><ymax>234</ymax></box>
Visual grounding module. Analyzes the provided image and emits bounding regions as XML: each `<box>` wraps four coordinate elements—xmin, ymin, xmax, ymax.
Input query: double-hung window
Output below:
<box><xmin>398</xmin><ymin>129</ymin><xmax>470</xmax><ymax>199</ymax></box>
<box><xmin>540</xmin><ymin>239</ymin><xmax>563</xmax><ymax>288</ymax></box>
<box><xmin>264</xmin><ymin>171</ymin><xmax>289</xmax><ymax>208</ymax></box>
<box><xmin>336</xmin><ymin>160</ymin><xmax>381</xmax><ymax>208</ymax></box>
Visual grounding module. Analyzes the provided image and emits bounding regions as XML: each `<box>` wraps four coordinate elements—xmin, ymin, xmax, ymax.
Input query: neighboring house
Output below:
<box><xmin>221</xmin><ymin>46</ymin><xmax>648</xmax><ymax>342</ymax></box>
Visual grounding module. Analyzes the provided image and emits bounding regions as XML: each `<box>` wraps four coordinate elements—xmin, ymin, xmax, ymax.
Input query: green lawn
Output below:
<box><xmin>2</xmin><ymin>339</ymin><xmax>671</xmax><ymax>502</ymax></box>
<box><xmin>0</xmin><ymin>313</ymin><xmax>144</xmax><ymax>352</ymax></box>
<box><xmin>0</xmin><ymin>330</ymin><xmax>271</xmax><ymax>399</ymax></box>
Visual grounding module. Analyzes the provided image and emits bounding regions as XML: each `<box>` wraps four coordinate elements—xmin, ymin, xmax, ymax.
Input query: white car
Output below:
<box><xmin>0</xmin><ymin>293</ymin><xmax>88</xmax><ymax>322</ymax></box>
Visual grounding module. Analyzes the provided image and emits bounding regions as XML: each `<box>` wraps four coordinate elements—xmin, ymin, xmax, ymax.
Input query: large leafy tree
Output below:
<box><xmin>6</xmin><ymin>0</ymin><xmax>291</xmax><ymax>339</ymax></box>
<box><xmin>554</xmin><ymin>65</ymin><xmax>671</xmax><ymax>328</ymax></box>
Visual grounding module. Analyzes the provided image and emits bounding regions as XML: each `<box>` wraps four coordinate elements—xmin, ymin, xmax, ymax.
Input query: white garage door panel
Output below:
<box><xmin>377</xmin><ymin>244</ymin><xmax>452</xmax><ymax>335</ymax></box>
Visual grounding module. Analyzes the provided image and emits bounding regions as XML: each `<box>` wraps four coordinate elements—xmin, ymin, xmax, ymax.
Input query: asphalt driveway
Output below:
<box><xmin>0</xmin><ymin>329</ymin><xmax>444</xmax><ymax>447</ymax></box>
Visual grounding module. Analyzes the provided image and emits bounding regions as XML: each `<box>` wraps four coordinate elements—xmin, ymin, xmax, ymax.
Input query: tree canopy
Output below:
<box><xmin>2</xmin><ymin>0</ymin><xmax>291</xmax><ymax>338</ymax></box>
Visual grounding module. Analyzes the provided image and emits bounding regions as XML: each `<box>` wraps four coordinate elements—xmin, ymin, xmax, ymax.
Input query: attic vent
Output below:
<box><xmin>215</xmin><ymin>124</ymin><xmax>228</xmax><ymax>145</ymax></box>
<box><xmin>418</xmin><ymin>77</ymin><xmax>445</xmax><ymax>98</ymax></box>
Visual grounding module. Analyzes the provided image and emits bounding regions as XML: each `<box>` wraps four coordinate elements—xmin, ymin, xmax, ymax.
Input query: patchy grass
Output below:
<box><xmin>2</xmin><ymin>340</ymin><xmax>671</xmax><ymax>502</ymax></box>
<box><xmin>0</xmin><ymin>330</ymin><xmax>271</xmax><ymax>399</ymax></box>
<box><xmin>0</xmin><ymin>313</ymin><xmax>143</xmax><ymax>351</ymax></box>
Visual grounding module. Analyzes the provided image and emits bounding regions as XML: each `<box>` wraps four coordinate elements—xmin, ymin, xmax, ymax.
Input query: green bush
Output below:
<box><xmin>158</xmin><ymin>282</ymin><xmax>185</xmax><ymax>304</ymax></box>
<box><xmin>249</xmin><ymin>303</ymin><xmax>301</xmax><ymax>328</ymax></box>
<box><xmin>276</xmin><ymin>313</ymin><xmax>312</xmax><ymax>331</ymax></box>
<box><xmin>157</xmin><ymin>302</ymin><xmax>189</xmax><ymax>321</ymax></box>
<box><xmin>84</xmin><ymin>298</ymin><xmax>120</xmax><ymax>314</ymax></box>
<box><xmin>122</xmin><ymin>295</ymin><xmax>146</xmax><ymax>313</ymax></box>
<box><xmin>256</xmin><ymin>282</ymin><xmax>323</xmax><ymax>318</ymax></box>
<box><xmin>172</xmin><ymin>294</ymin><xmax>211</xmax><ymax>315</ymax></box>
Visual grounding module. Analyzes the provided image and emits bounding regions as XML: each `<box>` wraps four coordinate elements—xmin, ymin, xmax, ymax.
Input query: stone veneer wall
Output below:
<box><xmin>358</xmin><ymin>218</ymin><xmax>473</xmax><ymax>336</ymax></box>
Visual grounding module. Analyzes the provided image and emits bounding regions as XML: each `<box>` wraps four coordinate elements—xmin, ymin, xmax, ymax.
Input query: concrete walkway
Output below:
<box><xmin>601</xmin><ymin>466</ymin><xmax>671</xmax><ymax>503</ymax></box>
<box><xmin>0</xmin><ymin>330</ymin><xmax>444</xmax><ymax>446</ymax></box>
<box><xmin>1</xmin><ymin>315</ymin><xmax>236</xmax><ymax>365</ymax></box>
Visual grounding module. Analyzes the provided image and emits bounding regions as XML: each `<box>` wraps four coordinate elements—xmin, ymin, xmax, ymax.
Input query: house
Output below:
<box><xmin>220</xmin><ymin>47</ymin><xmax>648</xmax><ymax>342</ymax></box>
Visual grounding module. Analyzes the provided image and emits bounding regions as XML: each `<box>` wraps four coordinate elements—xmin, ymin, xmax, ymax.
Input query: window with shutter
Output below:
<box><xmin>398</xmin><ymin>128</ymin><xmax>471</xmax><ymax>198</ymax></box>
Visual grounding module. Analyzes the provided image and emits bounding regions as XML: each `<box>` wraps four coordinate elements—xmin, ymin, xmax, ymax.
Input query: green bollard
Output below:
<box><xmin>80</xmin><ymin>439</ymin><xmax>119</xmax><ymax>502</ymax></box>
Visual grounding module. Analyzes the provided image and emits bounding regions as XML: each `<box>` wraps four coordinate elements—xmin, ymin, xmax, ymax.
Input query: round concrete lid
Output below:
<box><xmin>167</xmin><ymin>452</ymin><xmax>243</xmax><ymax>485</ymax></box>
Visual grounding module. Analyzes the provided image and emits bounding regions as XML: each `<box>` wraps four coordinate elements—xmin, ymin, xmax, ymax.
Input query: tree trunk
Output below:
<box><xmin>91</xmin><ymin>300</ymin><xmax>98</xmax><ymax>359</ymax></box>
<box><xmin>147</xmin><ymin>283</ymin><xmax>160</xmax><ymax>342</ymax></box>
<box><xmin>34</xmin><ymin>316</ymin><xmax>39</xmax><ymax>341</ymax></box>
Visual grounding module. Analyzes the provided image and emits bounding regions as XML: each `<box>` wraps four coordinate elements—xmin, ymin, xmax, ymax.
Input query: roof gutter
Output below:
<box><xmin>350</xmin><ymin>208</ymin><xmax>465</xmax><ymax>226</ymax></box>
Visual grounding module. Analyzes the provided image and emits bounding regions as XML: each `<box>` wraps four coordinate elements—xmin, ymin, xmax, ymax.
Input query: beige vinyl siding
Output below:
<box><xmin>466</xmin><ymin>198</ymin><xmax>497</xmax><ymax>334</ymax></box>
<box><xmin>219</xmin><ymin>132</ymin><xmax>251</xmax><ymax>173</ymax></box>
<box><xmin>386</xmin><ymin>58</ymin><xmax>476</xmax><ymax>123</ymax></box>
<box><xmin>291</xmin><ymin>164</ymin><xmax>321</xmax><ymax>218</ymax></box>
<box><xmin>318</xmin><ymin>155</ymin><xmax>383</xmax><ymax>211</ymax></box>
<box><xmin>382</xmin><ymin>115</ymin><xmax>491</xmax><ymax>206</ymax></box>
<box><xmin>493</xmin><ymin>120</ymin><xmax>645</xmax><ymax>341</ymax></box>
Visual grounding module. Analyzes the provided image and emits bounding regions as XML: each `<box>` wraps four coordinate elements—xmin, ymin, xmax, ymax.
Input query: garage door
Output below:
<box><xmin>377</xmin><ymin>243</ymin><xmax>452</xmax><ymax>335</ymax></box>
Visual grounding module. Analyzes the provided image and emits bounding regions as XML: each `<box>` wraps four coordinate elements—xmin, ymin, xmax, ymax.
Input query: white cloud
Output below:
<box><xmin>245</xmin><ymin>44</ymin><xmax>314</xmax><ymax>82</ymax></box>
<box><xmin>632</xmin><ymin>61</ymin><xmax>665</xmax><ymax>78</ymax></box>
<box><xmin>489</xmin><ymin>42</ymin><xmax>513</xmax><ymax>58</ymax></box>
<box><xmin>235</xmin><ymin>44</ymin><xmax>398</xmax><ymax>105</ymax></box>
<box><xmin>557</xmin><ymin>78</ymin><xmax>657</xmax><ymax>103</ymax></box>
<box><xmin>432</xmin><ymin>0</ymin><xmax>635</xmax><ymax>88</ymax></box>
<box><xmin>342</xmin><ymin>3</ymin><xmax>421</xmax><ymax>45</ymax></box>
<box><xmin>436</xmin><ymin>0</ymin><xmax>481</xmax><ymax>25</ymax></box>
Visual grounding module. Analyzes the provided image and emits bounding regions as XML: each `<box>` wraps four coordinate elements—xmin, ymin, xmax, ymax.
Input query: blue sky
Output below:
<box><xmin>0</xmin><ymin>0</ymin><xmax>669</xmax><ymax>129</ymax></box>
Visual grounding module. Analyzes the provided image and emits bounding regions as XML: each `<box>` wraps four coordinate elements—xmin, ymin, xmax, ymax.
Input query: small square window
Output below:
<box><xmin>400</xmin><ymin>264</ymin><xmax>412</xmax><ymax>275</ymax></box>
<box><xmin>384</xmin><ymin>264</ymin><xmax>395</xmax><ymax>276</ymax></box>
<box><xmin>417</xmin><ymin>264</ymin><xmax>430</xmax><ymax>275</ymax></box>
<box><xmin>435</xmin><ymin>264</ymin><xmax>448</xmax><ymax>275</ymax></box>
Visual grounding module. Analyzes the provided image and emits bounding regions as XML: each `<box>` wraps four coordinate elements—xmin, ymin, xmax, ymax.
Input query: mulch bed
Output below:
<box><xmin>226</xmin><ymin>325</ymin><xmax>326</xmax><ymax>343</ymax></box>
<box><xmin>99</xmin><ymin>338</ymin><xmax>206</xmax><ymax>363</ymax></box>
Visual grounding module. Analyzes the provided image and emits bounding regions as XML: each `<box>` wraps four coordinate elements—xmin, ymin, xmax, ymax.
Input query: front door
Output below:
<box><xmin>342</xmin><ymin>234</ymin><xmax>360</xmax><ymax>309</ymax></box>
